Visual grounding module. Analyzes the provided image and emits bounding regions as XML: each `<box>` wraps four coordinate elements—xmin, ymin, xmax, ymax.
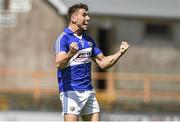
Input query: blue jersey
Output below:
<box><xmin>54</xmin><ymin>28</ymin><xmax>102</xmax><ymax>92</ymax></box>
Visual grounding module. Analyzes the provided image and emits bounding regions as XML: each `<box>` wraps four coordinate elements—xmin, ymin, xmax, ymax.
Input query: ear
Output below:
<box><xmin>71</xmin><ymin>15</ymin><xmax>77</xmax><ymax>23</ymax></box>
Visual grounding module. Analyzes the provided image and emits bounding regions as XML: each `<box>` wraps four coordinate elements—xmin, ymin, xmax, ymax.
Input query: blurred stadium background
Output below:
<box><xmin>0</xmin><ymin>0</ymin><xmax>180</xmax><ymax>121</ymax></box>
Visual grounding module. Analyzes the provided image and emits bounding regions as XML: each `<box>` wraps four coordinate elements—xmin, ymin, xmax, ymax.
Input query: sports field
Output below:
<box><xmin>0</xmin><ymin>111</ymin><xmax>180</xmax><ymax>121</ymax></box>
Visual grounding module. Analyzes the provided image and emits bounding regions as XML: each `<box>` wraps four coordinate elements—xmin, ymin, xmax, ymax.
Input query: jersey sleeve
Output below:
<box><xmin>54</xmin><ymin>34</ymin><xmax>68</xmax><ymax>54</ymax></box>
<box><xmin>92</xmin><ymin>39</ymin><xmax>102</xmax><ymax>57</ymax></box>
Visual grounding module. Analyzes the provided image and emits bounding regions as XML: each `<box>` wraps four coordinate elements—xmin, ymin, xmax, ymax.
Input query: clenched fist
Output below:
<box><xmin>68</xmin><ymin>42</ymin><xmax>79</xmax><ymax>56</ymax></box>
<box><xmin>120</xmin><ymin>41</ymin><xmax>129</xmax><ymax>54</ymax></box>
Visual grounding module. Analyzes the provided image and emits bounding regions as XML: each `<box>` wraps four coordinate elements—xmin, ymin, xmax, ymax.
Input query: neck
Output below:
<box><xmin>68</xmin><ymin>23</ymin><xmax>82</xmax><ymax>36</ymax></box>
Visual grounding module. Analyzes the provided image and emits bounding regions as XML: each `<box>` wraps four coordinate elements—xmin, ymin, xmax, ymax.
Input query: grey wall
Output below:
<box><xmin>90</xmin><ymin>16</ymin><xmax>180</xmax><ymax>73</ymax></box>
<box><xmin>0</xmin><ymin>0</ymin><xmax>65</xmax><ymax>70</ymax></box>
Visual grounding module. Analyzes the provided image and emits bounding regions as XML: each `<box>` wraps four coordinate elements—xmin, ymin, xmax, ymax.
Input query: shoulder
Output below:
<box><xmin>83</xmin><ymin>34</ymin><xmax>98</xmax><ymax>48</ymax></box>
<box><xmin>83</xmin><ymin>34</ymin><xmax>94</xmax><ymax>42</ymax></box>
<box><xmin>57</xmin><ymin>32</ymin><xmax>69</xmax><ymax>41</ymax></box>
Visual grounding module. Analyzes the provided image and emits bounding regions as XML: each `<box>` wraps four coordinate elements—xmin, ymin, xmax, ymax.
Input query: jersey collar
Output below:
<box><xmin>64</xmin><ymin>28</ymin><xmax>85</xmax><ymax>37</ymax></box>
<box><xmin>64</xmin><ymin>28</ymin><xmax>74</xmax><ymax>35</ymax></box>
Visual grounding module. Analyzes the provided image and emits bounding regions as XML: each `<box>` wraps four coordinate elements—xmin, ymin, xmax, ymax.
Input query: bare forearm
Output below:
<box><xmin>56</xmin><ymin>42</ymin><xmax>79</xmax><ymax>69</ymax></box>
<box><xmin>107</xmin><ymin>51</ymin><xmax>121</xmax><ymax>65</ymax></box>
<box><xmin>56</xmin><ymin>52</ymin><xmax>73</xmax><ymax>69</ymax></box>
<box><xmin>94</xmin><ymin>41</ymin><xmax>129</xmax><ymax>71</ymax></box>
<box><xmin>101</xmin><ymin>51</ymin><xmax>123</xmax><ymax>70</ymax></box>
<box><xmin>56</xmin><ymin>57</ymin><xmax>70</xmax><ymax>69</ymax></box>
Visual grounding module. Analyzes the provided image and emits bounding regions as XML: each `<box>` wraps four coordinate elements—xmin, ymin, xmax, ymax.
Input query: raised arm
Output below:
<box><xmin>56</xmin><ymin>42</ymin><xmax>79</xmax><ymax>69</ymax></box>
<box><xmin>93</xmin><ymin>41</ymin><xmax>129</xmax><ymax>70</ymax></box>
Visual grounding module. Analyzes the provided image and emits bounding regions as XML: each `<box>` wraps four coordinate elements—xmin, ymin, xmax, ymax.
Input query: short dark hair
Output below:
<box><xmin>67</xmin><ymin>3</ymin><xmax>88</xmax><ymax>21</ymax></box>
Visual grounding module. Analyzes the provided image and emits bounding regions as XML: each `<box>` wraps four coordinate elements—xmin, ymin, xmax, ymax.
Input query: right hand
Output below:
<box><xmin>120</xmin><ymin>41</ymin><xmax>129</xmax><ymax>54</ymax></box>
<box><xmin>68</xmin><ymin>42</ymin><xmax>79</xmax><ymax>56</ymax></box>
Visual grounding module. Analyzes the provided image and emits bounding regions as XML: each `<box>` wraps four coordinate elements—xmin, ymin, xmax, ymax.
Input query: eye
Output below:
<box><xmin>82</xmin><ymin>13</ymin><xmax>86</xmax><ymax>17</ymax></box>
<box><xmin>82</xmin><ymin>12</ymin><xmax>88</xmax><ymax>17</ymax></box>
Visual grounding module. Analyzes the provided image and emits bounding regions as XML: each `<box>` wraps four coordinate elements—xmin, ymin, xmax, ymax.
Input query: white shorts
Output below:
<box><xmin>59</xmin><ymin>90</ymin><xmax>100</xmax><ymax>115</ymax></box>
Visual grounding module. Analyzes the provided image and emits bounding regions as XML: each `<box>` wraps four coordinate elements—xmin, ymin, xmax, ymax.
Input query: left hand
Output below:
<box><xmin>120</xmin><ymin>41</ymin><xmax>129</xmax><ymax>54</ymax></box>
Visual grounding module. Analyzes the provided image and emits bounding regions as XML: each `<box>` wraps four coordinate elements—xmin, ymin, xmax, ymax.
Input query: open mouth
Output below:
<box><xmin>84</xmin><ymin>23</ymin><xmax>88</xmax><ymax>26</ymax></box>
<box><xmin>84</xmin><ymin>21</ymin><xmax>89</xmax><ymax>26</ymax></box>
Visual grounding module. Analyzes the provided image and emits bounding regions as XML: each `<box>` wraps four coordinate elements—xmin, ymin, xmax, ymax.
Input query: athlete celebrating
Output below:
<box><xmin>54</xmin><ymin>3</ymin><xmax>129</xmax><ymax>121</ymax></box>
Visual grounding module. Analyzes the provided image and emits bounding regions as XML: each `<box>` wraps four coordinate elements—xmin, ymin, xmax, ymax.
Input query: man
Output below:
<box><xmin>54</xmin><ymin>3</ymin><xmax>129</xmax><ymax>121</ymax></box>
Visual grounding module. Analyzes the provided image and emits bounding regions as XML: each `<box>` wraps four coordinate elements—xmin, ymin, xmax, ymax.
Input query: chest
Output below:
<box><xmin>68</xmin><ymin>36</ymin><xmax>93</xmax><ymax>50</ymax></box>
<box><xmin>77</xmin><ymin>39</ymin><xmax>93</xmax><ymax>50</ymax></box>
<box><xmin>68</xmin><ymin>37</ymin><xmax>93</xmax><ymax>64</ymax></box>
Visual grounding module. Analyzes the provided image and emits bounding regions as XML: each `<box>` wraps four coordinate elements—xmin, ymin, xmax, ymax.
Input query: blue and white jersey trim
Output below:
<box><xmin>67</xmin><ymin>47</ymin><xmax>92</xmax><ymax>67</ymax></box>
<box><xmin>54</xmin><ymin>32</ymin><xmax>66</xmax><ymax>54</ymax></box>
